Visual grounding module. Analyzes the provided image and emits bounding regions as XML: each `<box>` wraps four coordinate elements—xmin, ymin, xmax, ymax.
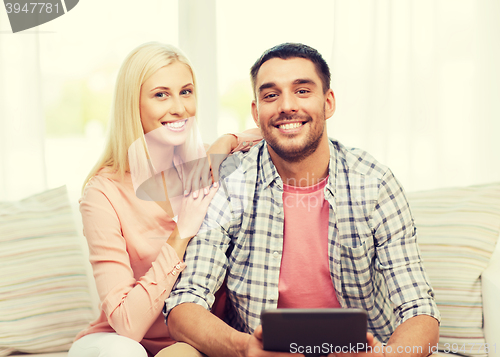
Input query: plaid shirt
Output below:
<box><xmin>164</xmin><ymin>139</ymin><xmax>440</xmax><ymax>343</ymax></box>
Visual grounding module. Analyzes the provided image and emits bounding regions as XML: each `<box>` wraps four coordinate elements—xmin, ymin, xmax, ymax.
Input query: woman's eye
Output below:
<box><xmin>181</xmin><ymin>89</ymin><xmax>193</xmax><ymax>95</ymax></box>
<box><xmin>155</xmin><ymin>92</ymin><xmax>168</xmax><ymax>98</ymax></box>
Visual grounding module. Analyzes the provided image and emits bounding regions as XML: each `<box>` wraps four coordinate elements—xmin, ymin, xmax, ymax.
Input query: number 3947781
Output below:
<box><xmin>5</xmin><ymin>3</ymin><xmax>60</xmax><ymax>14</ymax></box>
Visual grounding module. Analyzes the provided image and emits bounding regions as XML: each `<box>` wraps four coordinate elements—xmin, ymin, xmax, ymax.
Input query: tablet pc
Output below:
<box><xmin>261</xmin><ymin>308</ymin><xmax>367</xmax><ymax>356</ymax></box>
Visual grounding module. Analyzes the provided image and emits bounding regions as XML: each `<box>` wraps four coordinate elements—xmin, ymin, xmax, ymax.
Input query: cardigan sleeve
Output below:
<box><xmin>79</xmin><ymin>176</ymin><xmax>186</xmax><ymax>342</ymax></box>
<box><xmin>229</xmin><ymin>127</ymin><xmax>263</xmax><ymax>153</ymax></box>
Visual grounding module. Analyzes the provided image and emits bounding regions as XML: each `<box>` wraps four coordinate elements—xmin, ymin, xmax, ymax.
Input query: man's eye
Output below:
<box><xmin>297</xmin><ymin>89</ymin><xmax>310</xmax><ymax>94</ymax></box>
<box><xmin>264</xmin><ymin>93</ymin><xmax>277</xmax><ymax>99</ymax></box>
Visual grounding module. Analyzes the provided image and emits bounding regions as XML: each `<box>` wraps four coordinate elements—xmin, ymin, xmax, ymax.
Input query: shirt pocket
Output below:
<box><xmin>339</xmin><ymin>241</ymin><xmax>374</xmax><ymax>301</ymax></box>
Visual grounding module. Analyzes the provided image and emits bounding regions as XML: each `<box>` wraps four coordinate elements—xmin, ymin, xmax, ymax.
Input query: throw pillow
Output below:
<box><xmin>407</xmin><ymin>182</ymin><xmax>500</xmax><ymax>357</ymax></box>
<box><xmin>0</xmin><ymin>186</ymin><xmax>94</xmax><ymax>355</ymax></box>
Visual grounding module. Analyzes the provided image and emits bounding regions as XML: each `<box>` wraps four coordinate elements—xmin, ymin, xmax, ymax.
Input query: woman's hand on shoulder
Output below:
<box><xmin>174</xmin><ymin>183</ymin><xmax>219</xmax><ymax>241</ymax></box>
<box><xmin>182</xmin><ymin>134</ymin><xmax>237</xmax><ymax>195</ymax></box>
<box><xmin>167</xmin><ymin>183</ymin><xmax>219</xmax><ymax>258</ymax></box>
<box><xmin>206</xmin><ymin>134</ymin><xmax>238</xmax><ymax>182</ymax></box>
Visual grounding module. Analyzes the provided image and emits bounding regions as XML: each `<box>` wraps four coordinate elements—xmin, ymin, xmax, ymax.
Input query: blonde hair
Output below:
<box><xmin>82</xmin><ymin>42</ymin><xmax>197</xmax><ymax>191</ymax></box>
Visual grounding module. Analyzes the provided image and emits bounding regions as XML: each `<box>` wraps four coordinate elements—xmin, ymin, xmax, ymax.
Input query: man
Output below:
<box><xmin>164</xmin><ymin>43</ymin><xmax>440</xmax><ymax>357</ymax></box>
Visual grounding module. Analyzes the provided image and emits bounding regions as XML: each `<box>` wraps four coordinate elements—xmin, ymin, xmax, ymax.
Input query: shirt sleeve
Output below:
<box><xmin>371</xmin><ymin>169</ymin><xmax>441</xmax><ymax>325</ymax></box>
<box><xmin>80</xmin><ymin>177</ymin><xmax>186</xmax><ymax>341</ymax></box>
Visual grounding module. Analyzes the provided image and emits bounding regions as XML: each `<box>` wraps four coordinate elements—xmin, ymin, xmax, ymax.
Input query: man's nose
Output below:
<box><xmin>278</xmin><ymin>91</ymin><xmax>298</xmax><ymax>114</ymax></box>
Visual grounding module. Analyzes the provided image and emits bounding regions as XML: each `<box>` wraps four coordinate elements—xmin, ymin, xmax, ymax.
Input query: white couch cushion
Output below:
<box><xmin>482</xmin><ymin>235</ymin><xmax>500</xmax><ymax>356</ymax></box>
<box><xmin>0</xmin><ymin>186</ymin><xmax>94</xmax><ymax>356</ymax></box>
<box><xmin>407</xmin><ymin>182</ymin><xmax>500</xmax><ymax>357</ymax></box>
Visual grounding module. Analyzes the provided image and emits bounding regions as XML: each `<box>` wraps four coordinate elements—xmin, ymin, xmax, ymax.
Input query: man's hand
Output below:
<box><xmin>167</xmin><ymin>304</ymin><xmax>300</xmax><ymax>357</ymax></box>
<box><xmin>244</xmin><ymin>325</ymin><xmax>305</xmax><ymax>357</ymax></box>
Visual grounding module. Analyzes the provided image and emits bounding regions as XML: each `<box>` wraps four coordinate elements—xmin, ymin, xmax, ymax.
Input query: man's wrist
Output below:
<box><xmin>230</xmin><ymin>330</ymin><xmax>251</xmax><ymax>357</ymax></box>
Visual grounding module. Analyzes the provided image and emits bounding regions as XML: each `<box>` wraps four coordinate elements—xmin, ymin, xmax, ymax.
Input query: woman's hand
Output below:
<box><xmin>182</xmin><ymin>156</ymin><xmax>212</xmax><ymax>196</ymax></box>
<box><xmin>206</xmin><ymin>134</ymin><xmax>238</xmax><ymax>182</ymax></box>
<box><xmin>167</xmin><ymin>183</ymin><xmax>219</xmax><ymax>258</ymax></box>
<box><xmin>182</xmin><ymin>134</ymin><xmax>237</xmax><ymax>195</ymax></box>
<box><xmin>176</xmin><ymin>184</ymin><xmax>219</xmax><ymax>239</ymax></box>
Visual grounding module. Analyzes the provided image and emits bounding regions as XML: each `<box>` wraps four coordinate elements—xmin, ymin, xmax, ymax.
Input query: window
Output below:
<box><xmin>40</xmin><ymin>0</ymin><xmax>178</xmax><ymax>201</ymax></box>
<box><xmin>216</xmin><ymin>0</ymin><xmax>335</xmax><ymax>135</ymax></box>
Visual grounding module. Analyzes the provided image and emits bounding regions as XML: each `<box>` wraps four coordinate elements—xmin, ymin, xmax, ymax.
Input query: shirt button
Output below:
<box><xmin>242</xmin><ymin>141</ymin><xmax>247</xmax><ymax>146</ymax></box>
<box><xmin>273</xmin><ymin>251</ymin><xmax>280</xmax><ymax>258</ymax></box>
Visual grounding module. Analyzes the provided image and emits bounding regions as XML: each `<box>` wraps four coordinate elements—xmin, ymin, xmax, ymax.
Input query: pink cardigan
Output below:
<box><xmin>75</xmin><ymin>169</ymin><xmax>184</xmax><ymax>354</ymax></box>
<box><xmin>75</xmin><ymin>129</ymin><xmax>262</xmax><ymax>355</ymax></box>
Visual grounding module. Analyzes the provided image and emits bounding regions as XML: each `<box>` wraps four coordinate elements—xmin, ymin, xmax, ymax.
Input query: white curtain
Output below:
<box><xmin>2</xmin><ymin>0</ymin><xmax>499</xmax><ymax>199</ymax></box>
<box><xmin>0</xmin><ymin>14</ymin><xmax>47</xmax><ymax>201</ymax></box>
<box><xmin>328</xmin><ymin>0</ymin><xmax>500</xmax><ymax>192</ymax></box>
<box><xmin>178</xmin><ymin>0</ymin><xmax>219</xmax><ymax>144</ymax></box>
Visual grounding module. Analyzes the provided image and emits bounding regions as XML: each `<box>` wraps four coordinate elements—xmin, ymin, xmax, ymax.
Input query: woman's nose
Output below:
<box><xmin>169</xmin><ymin>96</ymin><xmax>187</xmax><ymax>116</ymax></box>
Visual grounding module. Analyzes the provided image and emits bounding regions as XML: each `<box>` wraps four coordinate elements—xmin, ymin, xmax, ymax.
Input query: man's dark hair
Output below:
<box><xmin>250</xmin><ymin>42</ymin><xmax>331</xmax><ymax>98</ymax></box>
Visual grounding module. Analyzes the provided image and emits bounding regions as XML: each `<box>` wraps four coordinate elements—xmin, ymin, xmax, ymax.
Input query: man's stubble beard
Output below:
<box><xmin>264</xmin><ymin>112</ymin><xmax>326</xmax><ymax>163</ymax></box>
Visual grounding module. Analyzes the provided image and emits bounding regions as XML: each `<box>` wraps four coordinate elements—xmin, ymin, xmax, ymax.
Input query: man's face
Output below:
<box><xmin>251</xmin><ymin>57</ymin><xmax>335</xmax><ymax>162</ymax></box>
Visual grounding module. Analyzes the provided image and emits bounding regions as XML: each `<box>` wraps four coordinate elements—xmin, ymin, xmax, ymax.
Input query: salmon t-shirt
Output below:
<box><xmin>277</xmin><ymin>177</ymin><xmax>340</xmax><ymax>308</ymax></box>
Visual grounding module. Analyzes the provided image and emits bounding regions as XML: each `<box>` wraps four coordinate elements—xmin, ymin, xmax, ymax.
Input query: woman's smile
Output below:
<box><xmin>162</xmin><ymin>118</ymin><xmax>188</xmax><ymax>132</ymax></box>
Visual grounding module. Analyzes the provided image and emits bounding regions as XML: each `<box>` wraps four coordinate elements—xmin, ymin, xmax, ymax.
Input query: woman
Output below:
<box><xmin>68</xmin><ymin>42</ymin><xmax>261</xmax><ymax>357</ymax></box>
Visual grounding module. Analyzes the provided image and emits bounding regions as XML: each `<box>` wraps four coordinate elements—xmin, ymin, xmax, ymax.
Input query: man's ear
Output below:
<box><xmin>324</xmin><ymin>89</ymin><xmax>336</xmax><ymax>120</ymax></box>
<box><xmin>251</xmin><ymin>100</ymin><xmax>259</xmax><ymax>127</ymax></box>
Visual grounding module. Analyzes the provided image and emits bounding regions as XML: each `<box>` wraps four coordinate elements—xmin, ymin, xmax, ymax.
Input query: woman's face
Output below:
<box><xmin>139</xmin><ymin>61</ymin><xmax>196</xmax><ymax>145</ymax></box>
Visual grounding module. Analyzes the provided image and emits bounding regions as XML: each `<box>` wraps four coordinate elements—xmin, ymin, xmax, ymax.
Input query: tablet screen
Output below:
<box><xmin>261</xmin><ymin>308</ymin><xmax>367</xmax><ymax>356</ymax></box>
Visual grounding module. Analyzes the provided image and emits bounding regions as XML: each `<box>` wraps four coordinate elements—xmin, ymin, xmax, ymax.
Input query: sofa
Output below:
<box><xmin>1</xmin><ymin>182</ymin><xmax>499</xmax><ymax>357</ymax></box>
